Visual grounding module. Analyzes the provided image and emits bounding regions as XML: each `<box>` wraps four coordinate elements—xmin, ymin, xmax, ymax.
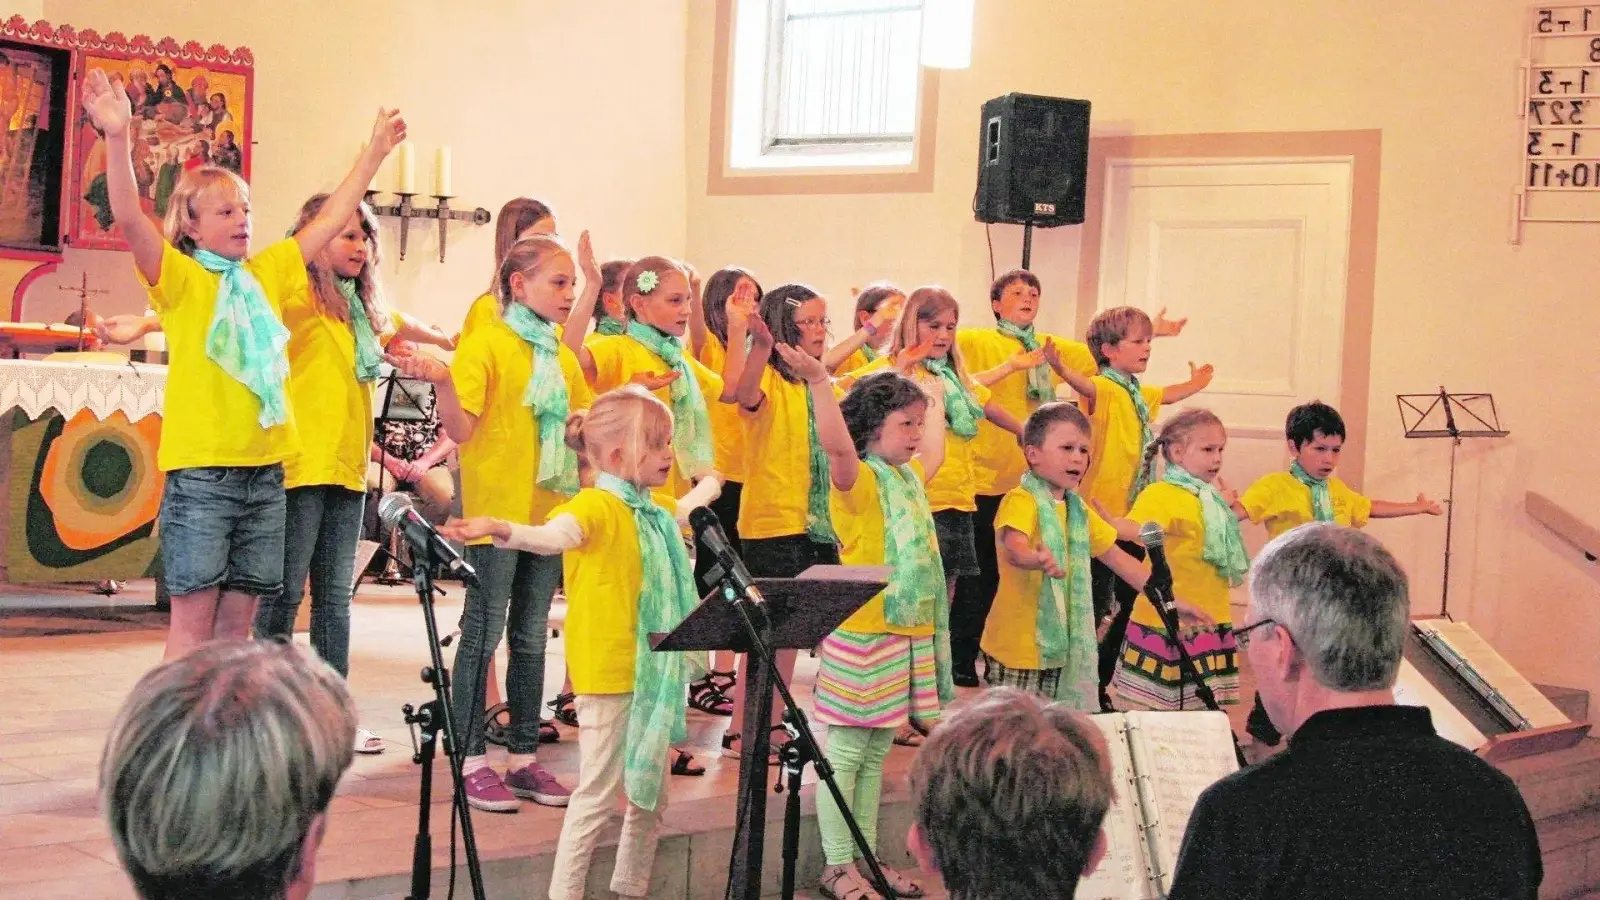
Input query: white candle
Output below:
<box><xmin>397</xmin><ymin>143</ymin><xmax>415</xmax><ymax>194</ymax></box>
<box><xmin>435</xmin><ymin>146</ymin><xmax>452</xmax><ymax>197</ymax></box>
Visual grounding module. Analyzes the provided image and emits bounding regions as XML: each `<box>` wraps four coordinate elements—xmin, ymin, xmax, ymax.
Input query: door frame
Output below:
<box><xmin>1075</xmin><ymin>130</ymin><xmax>1381</xmax><ymax>488</ymax></box>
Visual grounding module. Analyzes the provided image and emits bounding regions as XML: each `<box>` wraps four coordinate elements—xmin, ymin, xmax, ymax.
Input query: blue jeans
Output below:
<box><xmin>450</xmin><ymin>544</ymin><xmax>562</xmax><ymax>756</ymax></box>
<box><xmin>159</xmin><ymin>465</ymin><xmax>286</xmax><ymax>599</ymax></box>
<box><xmin>254</xmin><ymin>485</ymin><xmax>365</xmax><ymax>677</ymax></box>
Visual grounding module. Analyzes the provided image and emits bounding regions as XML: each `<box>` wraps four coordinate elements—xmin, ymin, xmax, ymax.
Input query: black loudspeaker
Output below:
<box><xmin>975</xmin><ymin>93</ymin><xmax>1091</xmax><ymax>227</ymax></box>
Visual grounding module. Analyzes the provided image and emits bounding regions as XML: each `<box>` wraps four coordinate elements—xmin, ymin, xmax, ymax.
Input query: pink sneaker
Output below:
<box><xmin>463</xmin><ymin>766</ymin><xmax>520</xmax><ymax>813</ymax></box>
<box><xmin>505</xmin><ymin>763</ymin><xmax>571</xmax><ymax>807</ymax></box>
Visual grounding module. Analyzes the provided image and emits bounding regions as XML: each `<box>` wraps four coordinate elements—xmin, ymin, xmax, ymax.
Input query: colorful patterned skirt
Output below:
<box><xmin>1111</xmin><ymin>621</ymin><xmax>1239</xmax><ymax>711</ymax></box>
<box><xmin>814</xmin><ymin>630</ymin><xmax>942</xmax><ymax>729</ymax></box>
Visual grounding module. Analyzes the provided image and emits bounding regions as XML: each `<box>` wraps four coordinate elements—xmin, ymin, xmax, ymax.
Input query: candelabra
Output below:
<box><xmin>365</xmin><ymin>191</ymin><xmax>491</xmax><ymax>263</ymax></box>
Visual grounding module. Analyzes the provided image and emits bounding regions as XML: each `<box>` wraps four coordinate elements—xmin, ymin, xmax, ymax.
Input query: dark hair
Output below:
<box><xmin>1085</xmin><ymin>306</ymin><xmax>1154</xmax><ymax>367</ymax></box>
<box><xmin>1022</xmin><ymin>401</ymin><xmax>1091</xmax><ymax>449</ymax></box>
<box><xmin>989</xmin><ymin>268</ymin><xmax>1041</xmax><ymax>308</ymax></box>
<box><xmin>703</xmin><ymin>267</ymin><xmax>762</xmax><ymax>344</ymax></box>
<box><xmin>489</xmin><ymin>198</ymin><xmax>555</xmax><ymax>292</ymax></box>
<box><xmin>840</xmin><ymin>371</ymin><xmax>928</xmax><ymax>458</ymax></box>
<box><xmin>760</xmin><ymin>283</ymin><xmax>822</xmax><ymax>383</ymax></box>
<box><xmin>1286</xmin><ymin>400</ymin><xmax>1346</xmax><ymax>449</ymax></box>
<box><xmin>156</xmin><ymin>63</ymin><xmax>173</xmax><ymax>78</ymax></box>
<box><xmin>599</xmin><ymin>258</ymin><xmax>634</xmax><ymax>323</ymax></box>
<box><xmin>910</xmin><ymin>688</ymin><xmax>1111</xmax><ymax>900</ymax></box>
<box><xmin>210</xmin><ymin>92</ymin><xmax>226</xmax><ymax>106</ymax></box>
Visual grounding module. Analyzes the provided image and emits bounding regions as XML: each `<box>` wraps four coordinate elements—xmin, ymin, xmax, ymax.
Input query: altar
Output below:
<box><xmin>0</xmin><ymin>358</ymin><xmax>166</xmax><ymax>584</ymax></box>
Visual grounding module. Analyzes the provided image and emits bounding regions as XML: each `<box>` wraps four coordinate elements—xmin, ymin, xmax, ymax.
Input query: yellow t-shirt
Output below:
<box><xmin>452</xmin><ymin>312</ymin><xmax>593</xmax><ymax>537</ymax></box>
<box><xmin>460</xmin><ymin>292</ymin><xmax>498</xmax><ymax>339</ymax></box>
<box><xmin>851</xmin><ymin>357</ymin><xmax>992</xmax><ymax>513</ymax></box>
<box><xmin>282</xmin><ymin>290</ymin><xmax>402</xmax><ymax>491</ymax></box>
<box><xmin>1080</xmin><ymin>375</ymin><xmax>1165</xmax><ymax>518</ymax></box>
<box><xmin>982</xmin><ymin>487</ymin><xmax>1118</xmax><ymax>669</ymax></box>
<box><xmin>836</xmin><ymin>346</ymin><xmax>878</xmax><ymax>377</ymax></box>
<box><xmin>553</xmin><ymin>487</ymin><xmax>677</xmax><ymax>694</ymax></box>
<box><xmin>1127</xmin><ymin>483</ymin><xmax>1234</xmax><ymax>629</ymax></box>
<box><xmin>140</xmin><ymin>239</ymin><xmax>306</xmax><ymax>471</ymax></box>
<box><xmin>1241</xmin><ymin>471</ymin><xmax>1372</xmax><ymax>540</ymax></box>
<box><xmin>829</xmin><ymin>459</ymin><xmax>936</xmax><ymax>637</ymax></box>
<box><xmin>695</xmin><ymin>333</ymin><xmax>747</xmax><ymax>483</ymax></box>
<box><xmin>736</xmin><ymin>367</ymin><xmax>845</xmax><ymax>540</ymax></box>
<box><xmin>958</xmin><ymin>327</ymin><xmax>1097</xmax><ymax>496</ymax></box>
<box><xmin>589</xmin><ymin>333</ymin><xmax>725</xmax><ymax>497</ymax></box>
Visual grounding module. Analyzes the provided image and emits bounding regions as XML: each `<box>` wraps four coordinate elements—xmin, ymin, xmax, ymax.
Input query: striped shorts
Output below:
<box><xmin>813</xmin><ymin>630</ymin><xmax>942</xmax><ymax>729</ymax></box>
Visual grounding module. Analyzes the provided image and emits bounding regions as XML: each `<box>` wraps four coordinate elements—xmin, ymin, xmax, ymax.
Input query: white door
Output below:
<box><xmin>1096</xmin><ymin>157</ymin><xmax>1355</xmax><ymax>558</ymax></box>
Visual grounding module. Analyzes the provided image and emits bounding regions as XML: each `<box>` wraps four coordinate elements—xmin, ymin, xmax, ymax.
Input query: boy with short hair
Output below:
<box><xmin>908</xmin><ymin>687</ymin><xmax>1112</xmax><ymax>900</ymax></box>
<box><xmin>1239</xmin><ymin>399</ymin><xmax>1441</xmax><ymax>744</ymax></box>
<box><xmin>1057</xmin><ymin>306</ymin><xmax>1215</xmax><ymax>709</ymax></box>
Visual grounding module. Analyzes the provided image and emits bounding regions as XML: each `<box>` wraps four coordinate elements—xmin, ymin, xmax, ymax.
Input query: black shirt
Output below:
<box><xmin>1167</xmin><ymin>705</ymin><xmax>1541</xmax><ymax>900</ymax></box>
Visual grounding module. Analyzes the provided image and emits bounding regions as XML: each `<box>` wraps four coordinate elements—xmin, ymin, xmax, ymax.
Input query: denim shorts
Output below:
<box><xmin>159</xmin><ymin>464</ymin><xmax>287</xmax><ymax>598</ymax></box>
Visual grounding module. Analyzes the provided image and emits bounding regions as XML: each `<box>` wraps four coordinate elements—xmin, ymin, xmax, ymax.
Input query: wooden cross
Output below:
<box><xmin>58</xmin><ymin>273</ymin><xmax>110</xmax><ymax>350</ymax></box>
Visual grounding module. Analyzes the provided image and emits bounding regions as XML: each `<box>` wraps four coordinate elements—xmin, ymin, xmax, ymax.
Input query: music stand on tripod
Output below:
<box><xmin>652</xmin><ymin>565</ymin><xmax>894</xmax><ymax>900</ymax></box>
<box><xmin>365</xmin><ymin>367</ymin><xmax>437</xmax><ymax>588</ymax></box>
<box><xmin>1397</xmin><ymin>387</ymin><xmax>1509</xmax><ymax>619</ymax></box>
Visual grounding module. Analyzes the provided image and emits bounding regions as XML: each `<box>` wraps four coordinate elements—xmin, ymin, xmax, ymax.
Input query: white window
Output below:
<box><xmin>730</xmin><ymin>0</ymin><xmax>925</xmax><ymax>170</ymax></box>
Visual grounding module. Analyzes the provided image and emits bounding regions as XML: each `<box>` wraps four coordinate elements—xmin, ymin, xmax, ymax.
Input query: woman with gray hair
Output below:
<box><xmin>99</xmin><ymin>641</ymin><xmax>357</xmax><ymax>900</ymax></box>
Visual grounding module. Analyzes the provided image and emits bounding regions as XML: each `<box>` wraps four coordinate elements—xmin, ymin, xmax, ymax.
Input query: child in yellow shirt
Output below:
<box><xmin>461</xmin><ymin>197</ymin><xmax>556</xmax><ymax>339</ymax></box>
<box><xmin>80</xmin><ymin>69</ymin><xmax>404</xmax><ymax>661</ymax></box>
<box><xmin>442</xmin><ymin>387</ymin><xmax>721</xmax><ymax>900</ymax></box>
<box><xmin>1111</xmin><ymin>409</ymin><xmax>1239</xmax><ymax>712</ymax></box>
<box><xmin>1239</xmin><ymin>399</ymin><xmax>1441</xmax><ymax>744</ymax></box>
<box><xmin>1057</xmin><ymin>305</ymin><xmax>1215</xmax><ymax>708</ymax></box>
<box><xmin>983</xmin><ymin>403</ymin><xmax>1155</xmax><ymax>710</ymax></box>
<box><xmin>823</xmin><ymin>283</ymin><xmax>904</xmax><ymax>376</ymax></box>
<box><xmin>391</xmin><ymin>234</ymin><xmax>598</xmax><ymax>812</ymax></box>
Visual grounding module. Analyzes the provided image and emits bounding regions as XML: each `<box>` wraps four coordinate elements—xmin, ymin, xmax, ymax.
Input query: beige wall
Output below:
<box><xmin>25</xmin><ymin>0</ymin><xmax>688</xmax><ymax>329</ymax></box>
<box><xmin>12</xmin><ymin>2</ymin><xmax>45</xmax><ymax>20</ymax></box>
<box><xmin>686</xmin><ymin>1</ymin><xmax>1600</xmax><ymax>698</ymax></box>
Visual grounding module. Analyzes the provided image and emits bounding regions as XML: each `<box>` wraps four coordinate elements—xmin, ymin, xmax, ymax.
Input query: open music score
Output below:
<box><xmin>1518</xmin><ymin>6</ymin><xmax>1600</xmax><ymax>234</ymax></box>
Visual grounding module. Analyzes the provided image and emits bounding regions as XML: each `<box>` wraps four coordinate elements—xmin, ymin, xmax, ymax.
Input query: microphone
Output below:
<box><xmin>688</xmin><ymin>506</ymin><xmax>765</xmax><ymax>607</ymax></box>
<box><xmin>378</xmin><ymin>492</ymin><xmax>480</xmax><ymax>587</ymax></box>
<box><xmin>1139</xmin><ymin>521</ymin><xmax>1177</xmax><ymax>615</ymax></box>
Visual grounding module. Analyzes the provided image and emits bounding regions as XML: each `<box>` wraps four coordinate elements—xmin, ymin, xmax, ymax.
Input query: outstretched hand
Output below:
<box><xmin>774</xmin><ymin>343</ymin><xmax>829</xmax><ymax>384</ymax></box>
<box><xmin>726</xmin><ymin>280</ymin><xmax>759</xmax><ymax>330</ymax></box>
<box><xmin>1416</xmin><ymin>493</ymin><xmax>1444</xmax><ymax>516</ymax></box>
<box><xmin>1153</xmin><ymin>307</ymin><xmax>1189</xmax><ymax>337</ymax></box>
<box><xmin>439</xmin><ymin>516</ymin><xmax>511</xmax><ymax>543</ymax></box>
<box><xmin>577</xmin><ymin>230</ymin><xmax>600</xmax><ymax>284</ymax></box>
<box><xmin>894</xmin><ymin>338</ymin><xmax>936</xmax><ymax>374</ymax></box>
<box><xmin>1036</xmin><ymin>546</ymin><xmax>1066</xmax><ymax>579</ymax></box>
<box><xmin>1188</xmin><ymin>361</ymin><xmax>1215</xmax><ymax>389</ymax></box>
<box><xmin>384</xmin><ymin>344</ymin><xmax>449</xmax><ymax>385</ymax></box>
<box><xmin>748</xmin><ymin>316</ymin><xmax>774</xmax><ymax>350</ymax></box>
<box><xmin>869</xmin><ymin>292</ymin><xmax>905</xmax><ymax>331</ymax></box>
<box><xmin>629</xmin><ymin>370</ymin><xmax>682</xmax><ymax>391</ymax></box>
<box><xmin>1214</xmin><ymin>476</ymin><xmax>1239</xmax><ymax>506</ymax></box>
<box><xmin>1009</xmin><ymin>347</ymin><xmax>1046</xmax><ymax>372</ymax></box>
<box><xmin>81</xmin><ymin>69</ymin><xmax>133</xmax><ymax>138</ymax></box>
<box><xmin>366</xmin><ymin>107</ymin><xmax>408</xmax><ymax>160</ymax></box>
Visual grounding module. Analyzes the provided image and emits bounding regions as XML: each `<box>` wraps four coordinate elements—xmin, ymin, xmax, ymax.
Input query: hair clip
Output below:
<box><xmin>637</xmin><ymin>270</ymin><xmax>659</xmax><ymax>294</ymax></box>
<box><xmin>784</xmin><ymin>297</ymin><xmax>803</xmax><ymax>307</ymax></box>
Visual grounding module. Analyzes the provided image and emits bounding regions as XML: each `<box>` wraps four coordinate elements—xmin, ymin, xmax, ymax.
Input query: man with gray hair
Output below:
<box><xmin>1167</xmin><ymin>524</ymin><xmax>1540</xmax><ymax>900</ymax></box>
<box><xmin>100</xmin><ymin>640</ymin><xmax>358</xmax><ymax>900</ymax></box>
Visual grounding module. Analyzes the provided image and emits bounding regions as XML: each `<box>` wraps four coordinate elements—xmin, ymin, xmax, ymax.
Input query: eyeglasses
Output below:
<box><xmin>1233</xmin><ymin>617</ymin><xmax>1280</xmax><ymax>650</ymax></box>
<box><xmin>794</xmin><ymin>317</ymin><xmax>831</xmax><ymax>330</ymax></box>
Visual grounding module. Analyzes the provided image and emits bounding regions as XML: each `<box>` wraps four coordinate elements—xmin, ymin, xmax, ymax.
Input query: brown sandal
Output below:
<box><xmin>892</xmin><ymin>725</ymin><xmax>924</xmax><ymax>747</ymax></box>
<box><xmin>864</xmin><ymin>863</ymin><xmax>924</xmax><ymax>898</ymax></box>
<box><xmin>819</xmin><ymin>865</ymin><xmax>882</xmax><ymax>900</ymax></box>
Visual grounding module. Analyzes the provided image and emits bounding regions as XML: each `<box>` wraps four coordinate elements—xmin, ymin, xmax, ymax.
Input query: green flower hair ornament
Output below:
<box><xmin>636</xmin><ymin>270</ymin><xmax>660</xmax><ymax>294</ymax></box>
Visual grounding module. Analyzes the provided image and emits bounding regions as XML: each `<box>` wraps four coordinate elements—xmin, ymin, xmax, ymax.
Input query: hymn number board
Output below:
<box><xmin>1518</xmin><ymin>5</ymin><xmax>1600</xmax><ymax>233</ymax></box>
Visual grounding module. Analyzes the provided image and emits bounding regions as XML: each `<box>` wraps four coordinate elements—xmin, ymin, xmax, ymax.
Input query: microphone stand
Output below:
<box><xmin>403</xmin><ymin>540</ymin><xmax>486</xmax><ymax>900</ymax></box>
<box><xmin>1145</xmin><ymin>577</ymin><xmax>1247</xmax><ymax>766</ymax></box>
<box><xmin>719</xmin><ymin>578</ymin><xmax>893</xmax><ymax>900</ymax></box>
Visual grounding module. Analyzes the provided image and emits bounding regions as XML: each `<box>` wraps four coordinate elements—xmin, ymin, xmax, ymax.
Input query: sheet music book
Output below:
<box><xmin>1413</xmin><ymin>620</ymin><xmax>1569</xmax><ymax>731</ymax></box>
<box><xmin>1391</xmin><ymin>657</ymin><xmax>1487</xmax><ymax>751</ymax></box>
<box><xmin>1076</xmin><ymin>711</ymin><xmax>1239</xmax><ymax>900</ymax></box>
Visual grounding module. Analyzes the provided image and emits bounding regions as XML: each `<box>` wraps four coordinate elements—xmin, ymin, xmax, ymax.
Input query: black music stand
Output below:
<box><xmin>364</xmin><ymin>368</ymin><xmax>436</xmax><ymax>587</ymax></box>
<box><xmin>1398</xmin><ymin>388</ymin><xmax>1509</xmax><ymax>619</ymax></box>
<box><xmin>653</xmin><ymin>565</ymin><xmax>891</xmax><ymax>900</ymax></box>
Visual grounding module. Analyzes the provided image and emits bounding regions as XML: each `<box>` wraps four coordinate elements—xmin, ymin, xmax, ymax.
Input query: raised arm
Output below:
<box><xmin>716</xmin><ymin>278</ymin><xmax>760</xmax><ymax>404</ymax></box>
<box><xmin>1161</xmin><ymin>361</ymin><xmax>1215</xmax><ymax>405</ymax></box>
<box><xmin>687</xmin><ymin>267</ymin><xmax>708</xmax><ymax>356</ymax></box>
<box><xmin>95</xmin><ymin>314</ymin><xmax>162</xmax><ymax>346</ymax></box>
<box><xmin>776</xmin><ymin>344</ymin><xmax>858</xmax><ymax>493</ymax></box>
<box><xmin>440</xmin><ymin>513</ymin><xmax>586</xmax><ymax>555</ymax></box>
<box><xmin>973</xmin><ymin>348</ymin><xmax>1045</xmax><ymax>387</ymax></box>
<box><xmin>386</xmin><ymin>345</ymin><xmax>477</xmax><ymax>444</ymax></box>
<box><xmin>982</xmin><ymin>399</ymin><xmax>1024</xmax><ymax>437</ymax></box>
<box><xmin>1370</xmin><ymin>494</ymin><xmax>1443</xmax><ymax>518</ymax></box>
<box><xmin>822</xmin><ymin>292</ymin><xmax>903</xmax><ymax>374</ymax></box>
<box><xmin>392</xmin><ymin>313</ymin><xmax>456</xmax><ymax>350</ymax></box>
<box><xmin>563</xmin><ymin>231</ymin><xmax>601</xmax><ymax>356</ymax></box>
<box><xmin>80</xmin><ymin>70</ymin><xmax>164</xmax><ymax>284</ymax></box>
<box><xmin>1000</xmin><ymin>528</ymin><xmax>1066</xmax><ymax>578</ymax></box>
<box><xmin>733</xmin><ymin>319</ymin><xmax>775</xmax><ymax>409</ymax></box>
<box><xmin>295</xmin><ymin>109</ymin><xmax>406</xmax><ymax>262</ymax></box>
<box><xmin>918</xmin><ymin>382</ymin><xmax>947</xmax><ymax>484</ymax></box>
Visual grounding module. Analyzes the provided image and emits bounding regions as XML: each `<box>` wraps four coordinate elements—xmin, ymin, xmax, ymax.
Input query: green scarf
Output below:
<box><xmin>860</xmin><ymin>344</ymin><xmax>879</xmax><ymax>363</ymax></box>
<box><xmin>1290</xmin><ymin>460</ymin><xmax>1335</xmax><ymax>522</ymax></box>
<box><xmin>923</xmin><ymin>357</ymin><xmax>983</xmax><ymax>439</ymax></box>
<box><xmin>626</xmin><ymin>321</ymin><xmax>715</xmax><ymax>479</ymax></box>
<box><xmin>595</xmin><ymin>315</ymin><xmax>625</xmax><ymax>336</ymax></box>
<box><xmin>803</xmin><ymin>386</ymin><xmax>837</xmax><ymax>545</ymax></box>
<box><xmin>195</xmin><ymin>248</ymin><xmax>291</xmax><ymax>427</ymax></box>
<box><xmin>1100</xmin><ymin>367</ymin><xmax>1154</xmax><ymax>505</ymax></box>
<box><xmin>1161</xmin><ymin>463</ymin><xmax>1250</xmax><ymax>586</ymax></box>
<box><xmin>1020</xmin><ymin>472</ymin><xmax>1097</xmax><ymax>709</ymax></box>
<box><xmin>503</xmin><ymin>303</ymin><xmax>580</xmax><ymax>496</ymax></box>
<box><xmin>862</xmin><ymin>455</ymin><xmax>954</xmax><ymax>705</ymax></box>
<box><xmin>336</xmin><ymin>277</ymin><xmax>382</xmax><ymax>384</ymax></box>
<box><xmin>594</xmin><ymin>474</ymin><xmax>697</xmax><ymax>812</ymax></box>
<box><xmin>996</xmin><ymin>320</ymin><xmax>1053</xmax><ymax>402</ymax></box>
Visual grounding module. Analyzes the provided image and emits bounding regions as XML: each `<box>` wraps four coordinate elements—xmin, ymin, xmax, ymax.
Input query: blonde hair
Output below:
<box><xmin>492</xmin><ymin>235</ymin><xmax>573</xmax><ymax>313</ymax></box>
<box><xmin>1136</xmin><ymin>407</ymin><xmax>1226</xmax><ymax>488</ymax></box>
<box><xmin>565</xmin><ymin>386</ymin><xmax>673</xmax><ymax>486</ymax></box>
<box><xmin>163</xmin><ymin>166</ymin><xmax>250</xmax><ymax>256</ymax></box>
<box><xmin>1085</xmin><ymin>306</ymin><xmax>1154</xmax><ymax>367</ymax></box>
<box><xmin>290</xmin><ymin>193</ymin><xmax>387</xmax><ymax>326</ymax></box>
<box><xmin>621</xmin><ymin>256</ymin><xmax>688</xmax><ymax>319</ymax></box>
<box><xmin>890</xmin><ymin>285</ymin><xmax>972</xmax><ymax>378</ymax></box>
<box><xmin>100</xmin><ymin>640</ymin><xmax>356</xmax><ymax>900</ymax></box>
